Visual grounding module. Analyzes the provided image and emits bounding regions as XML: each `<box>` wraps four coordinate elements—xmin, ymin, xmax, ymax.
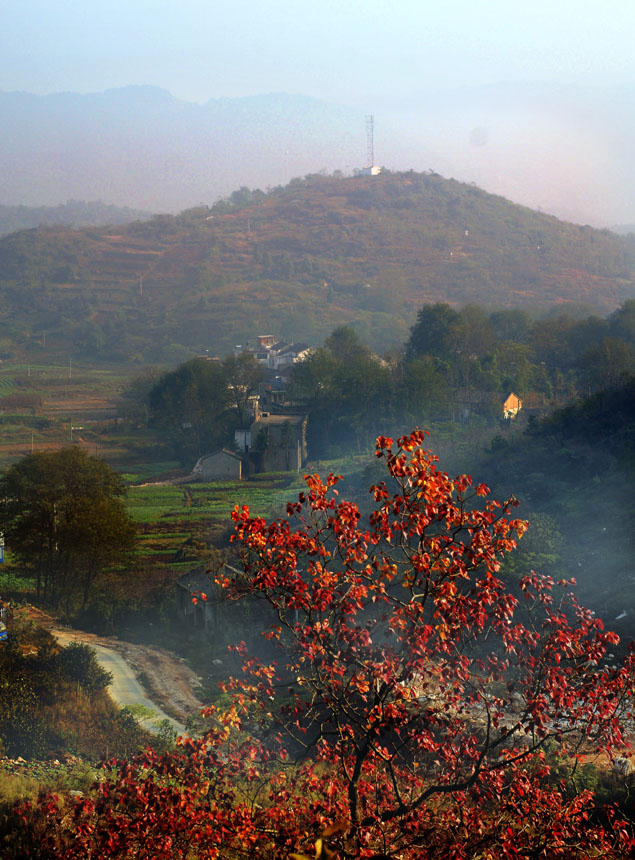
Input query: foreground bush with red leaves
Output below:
<box><xmin>9</xmin><ymin>431</ymin><xmax>635</xmax><ymax>858</ymax></box>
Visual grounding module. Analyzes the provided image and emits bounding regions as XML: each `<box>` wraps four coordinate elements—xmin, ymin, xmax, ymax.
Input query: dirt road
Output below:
<box><xmin>52</xmin><ymin>628</ymin><xmax>186</xmax><ymax>734</ymax></box>
<box><xmin>27</xmin><ymin>607</ymin><xmax>205</xmax><ymax>732</ymax></box>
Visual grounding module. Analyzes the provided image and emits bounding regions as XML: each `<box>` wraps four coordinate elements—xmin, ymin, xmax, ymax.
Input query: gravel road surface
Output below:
<box><xmin>52</xmin><ymin>629</ymin><xmax>186</xmax><ymax>736</ymax></box>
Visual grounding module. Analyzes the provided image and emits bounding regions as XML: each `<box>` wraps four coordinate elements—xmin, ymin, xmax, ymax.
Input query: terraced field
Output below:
<box><xmin>127</xmin><ymin>473</ymin><xmax>305</xmax><ymax>571</ymax></box>
<box><xmin>0</xmin><ymin>363</ymin><xmax>137</xmax><ymax>468</ymax></box>
<box><xmin>0</xmin><ymin>360</ymin><xmax>365</xmax><ymax>579</ymax></box>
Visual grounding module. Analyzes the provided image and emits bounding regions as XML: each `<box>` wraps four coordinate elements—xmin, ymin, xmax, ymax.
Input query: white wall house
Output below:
<box><xmin>192</xmin><ymin>449</ymin><xmax>242</xmax><ymax>480</ymax></box>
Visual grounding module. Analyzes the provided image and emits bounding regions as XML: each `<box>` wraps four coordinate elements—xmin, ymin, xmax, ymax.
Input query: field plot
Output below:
<box><xmin>0</xmin><ymin>363</ymin><xmax>183</xmax><ymax>476</ymax></box>
<box><xmin>128</xmin><ymin>473</ymin><xmax>304</xmax><ymax>570</ymax></box>
<box><xmin>0</xmin><ymin>363</ymin><xmax>135</xmax><ymax>467</ymax></box>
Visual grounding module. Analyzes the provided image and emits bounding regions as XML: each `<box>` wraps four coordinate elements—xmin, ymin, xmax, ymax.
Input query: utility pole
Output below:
<box><xmin>69</xmin><ymin>358</ymin><xmax>72</xmax><ymax>380</ymax></box>
<box><xmin>139</xmin><ymin>276</ymin><xmax>144</xmax><ymax>296</ymax></box>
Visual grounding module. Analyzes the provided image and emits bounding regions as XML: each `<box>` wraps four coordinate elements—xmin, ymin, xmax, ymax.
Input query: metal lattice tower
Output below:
<box><xmin>366</xmin><ymin>114</ymin><xmax>375</xmax><ymax>167</ymax></box>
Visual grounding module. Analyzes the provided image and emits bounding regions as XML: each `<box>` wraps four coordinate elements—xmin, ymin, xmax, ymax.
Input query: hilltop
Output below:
<box><xmin>1</xmin><ymin>171</ymin><xmax>634</xmax><ymax>365</ymax></box>
<box><xmin>5</xmin><ymin>85</ymin><xmax>635</xmax><ymax>225</ymax></box>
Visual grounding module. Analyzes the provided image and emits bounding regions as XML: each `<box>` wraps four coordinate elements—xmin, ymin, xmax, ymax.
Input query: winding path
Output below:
<box><xmin>52</xmin><ymin>629</ymin><xmax>186</xmax><ymax>736</ymax></box>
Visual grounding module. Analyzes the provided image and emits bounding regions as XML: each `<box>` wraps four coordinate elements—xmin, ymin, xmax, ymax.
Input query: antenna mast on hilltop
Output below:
<box><xmin>366</xmin><ymin>114</ymin><xmax>375</xmax><ymax>167</ymax></box>
<box><xmin>353</xmin><ymin>115</ymin><xmax>381</xmax><ymax>177</ymax></box>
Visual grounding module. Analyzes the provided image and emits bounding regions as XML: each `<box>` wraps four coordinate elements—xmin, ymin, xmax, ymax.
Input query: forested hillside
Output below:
<box><xmin>1</xmin><ymin>171</ymin><xmax>634</xmax><ymax>365</ymax></box>
<box><xmin>471</xmin><ymin>377</ymin><xmax>635</xmax><ymax>634</ymax></box>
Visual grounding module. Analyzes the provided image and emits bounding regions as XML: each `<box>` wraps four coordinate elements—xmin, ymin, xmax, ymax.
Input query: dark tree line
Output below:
<box><xmin>289</xmin><ymin>301</ymin><xmax>635</xmax><ymax>458</ymax></box>
<box><xmin>145</xmin><ymin>353</ymin><xmax>264</xmax><ymax>462</ymax></box>
<box><xmin>406</xmin><ymin>300</ymin><xmax>635</xmax><ymax>397</ymax></box>
<box><xmin>120</xmin><ymin>300</ymin><xmax>635</xmax><ymax>464</ymax></box>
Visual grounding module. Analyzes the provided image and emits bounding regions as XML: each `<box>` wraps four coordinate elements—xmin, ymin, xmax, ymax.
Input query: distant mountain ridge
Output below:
<box><xmin>3</xmin><ymin>83</ymin><xmax>635</xmax><ymax>225</ymax></box>
<box><xmin>0</xmin><ymin>170</ymin><xmax>633</xmax><ymax>365</ymax></box>
<box><xmin>0</xmin><ymin>87</ymin><xmax>364</xmax><ymax>212</ymax></box>
<box><xmin>0</xmin><ymin>200</ymin><xmax>152</xmax><ymax>237</ymax></box>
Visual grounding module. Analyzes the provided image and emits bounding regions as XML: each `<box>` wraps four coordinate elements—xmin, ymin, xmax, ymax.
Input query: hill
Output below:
<box><xmin>1</xmin><ymin>171</ymin><xmax>634</xmax><ymax>365</ymax></box>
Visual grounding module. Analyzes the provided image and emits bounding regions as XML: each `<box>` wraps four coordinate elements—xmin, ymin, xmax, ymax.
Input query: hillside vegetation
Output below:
<box><xmin>1</xmin><ymin>171</ymin><xmax>634</xmax><ymax>365</ymax></box>
<box><xmin>0</xmin><ymin>615</ymin><xmax>149</xmax><ymax>760</ymax></box>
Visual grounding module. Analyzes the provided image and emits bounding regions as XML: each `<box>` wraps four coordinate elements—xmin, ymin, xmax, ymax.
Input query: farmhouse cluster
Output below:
<box><xmin>192</xmin><ymin>335</ymin><xmax>310</xmax><ymax>481</ymax></box>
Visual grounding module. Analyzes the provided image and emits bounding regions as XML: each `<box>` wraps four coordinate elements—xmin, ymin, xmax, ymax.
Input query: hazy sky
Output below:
<box><xmin>3</xmin><ymin>0</ymin><xmax>635</xmax><ymax>224</ymax></box>
<box><xmin>3</xmin><ymin>0</ymin><xmax>635</xmax><ymax>105</ymax></box>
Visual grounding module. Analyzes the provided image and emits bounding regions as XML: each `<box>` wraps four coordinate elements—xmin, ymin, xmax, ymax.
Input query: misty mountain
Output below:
<box><xmin>0</xmin><ymin>87</ymin><xmax>364</xmax><ymax>212</ymax></box>
<box><xmin>0</xmin><ymin>200</ymin><xmax>152</xmax><ymax>237</ymax></box>
<box><xmin>1</xmin><ymin>171</ymin><xmax>634</xmax><ymax>366</ymax></box>
<box><xmin>2</xmin><ymin>83</ymin><xmax>635</xmax><ymax>225</ymax></box>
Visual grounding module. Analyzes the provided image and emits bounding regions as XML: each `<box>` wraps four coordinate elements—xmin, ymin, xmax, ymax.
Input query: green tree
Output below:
<box><xmin>148</xmin><ymin>358</ymin><xmax>232</xmax><ymax>461</ymax></box>
<box><xmin>57</xmin><ymin>641</ymin><xmax>113</xmax><ymax>694</ymax></box>
<box><xmin>529</xmin><ymin>313</ymin><xmax>576</xmax><ymax>369</ymax></box>
<box><xmin>454</xmin><ymin>303</ymin><xmax>496</xmax><ymax>359</ymax></box>
<box><xmin>221</xmin><ymin>352</ymin><xmax>265</xmax><ymax>426</ymax></box>
<box><xmin>0</xmin><ymin>448</ymin><xmax>136</xmax><ymax>610</ymax></box>
<box><xmin>577</xmin><ymin>337</ymin><xmax>635</xmax><ymax>393</ymax></box>
<box><xmin>119</xmin><ymin>366</ymin><xmax>162</xmax><ymax>424</ymax></box>
<box><xmin>489</xmin><ymin>308</ymin><xmax>532</xmax><ymax>343</ymax></box>
<box><xmin>610</xmin><ymin>298</ymin><xmax>635</xmax><ymax>344</ymax></box>
<box><xmin>290</xmin><ymin>327</ymin><xmax>392</xmax><ymax>456</ymax></box>
<box><xmin>405</xmin><ymin>302</ymin><xmax>460</xmax><ymax>361</ymax></box>
<box><xmin>323</xmin><ymin>324</ymin><xmax>372</xmax><ymax>362</ymax></box>
<box><xmin>399</xmin><ymin>356</ymin><xmax>450</xmax><ymax>423</ymax></box>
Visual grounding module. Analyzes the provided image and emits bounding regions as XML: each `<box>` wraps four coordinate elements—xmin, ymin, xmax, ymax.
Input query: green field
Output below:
<box><xmin>126</xmin><ymin>472</ymin><xmax>305</xmax><ymax>568</ymax></box>
<box><xmin>0</xmin><ymin>359</ymin><xmax>370</xmax><ymax>576</ymax></box>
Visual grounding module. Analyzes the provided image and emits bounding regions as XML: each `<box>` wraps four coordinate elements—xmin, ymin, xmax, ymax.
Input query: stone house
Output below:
<box><xmin>192</xmin><ymin>448</ymin><xmax>243</xmax><ymax>481</ymax></box>
<box><xmin>235</xmin><ymin>412</ymin><xmax>308</xmax><ymax>473</ymax></box>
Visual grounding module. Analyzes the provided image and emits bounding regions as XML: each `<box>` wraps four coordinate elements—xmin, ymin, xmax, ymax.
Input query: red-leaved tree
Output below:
<box><xmin>14</xmin><ymin>431</ymin><xmax>635</xmax><ymax>859</ymax></box>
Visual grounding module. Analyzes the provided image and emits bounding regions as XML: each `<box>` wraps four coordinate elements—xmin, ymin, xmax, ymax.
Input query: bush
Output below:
<box><xmin>56</xmin><ymin>643</ymin><xmax>112</xmax><ymax>693</ymax></box>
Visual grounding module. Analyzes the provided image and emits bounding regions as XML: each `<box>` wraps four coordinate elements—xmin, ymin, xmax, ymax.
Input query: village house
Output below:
<box><xmin>235</xmin><ymin>411</ymin><xmax>308</xmax><ymax>473</ymax></box>
<box><xmin>191</xmin><ymin>335</ymin><xmax>310</xmax><ymax>479</ymax></box>
<box><xmin>503</xmin><ymin>392</ymin><xmax>523</xmax><ymax>419</ymax></box>
<box><xmin>176</xmin><ymin>562</ymin><xmax>278</xmax><ymax>644</ymax></box>
<box><xmin>236</xmin><ymin>335</ymin><xmax>311</xmax><ymax>371</ymax></box>
<box><xmin>192</xmin><ymin>448</ymin><xmax>243</xmax><ymax>481</ymax></box>
<box><xmin>176</xmin><ymin>563</ymin><xmax>243</xmax><ymax>637</ymax></box>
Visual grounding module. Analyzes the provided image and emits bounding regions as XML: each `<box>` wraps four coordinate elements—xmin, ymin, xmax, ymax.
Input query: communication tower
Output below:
<box><xmin>366</xmin><ymin>114</ymin><xmax>375</xmax><ymax>168</ymax></box>
<box><xmin>353</xmin><ymin>116</ymin><xmax>382</xmax><ymax>177</ymax></box>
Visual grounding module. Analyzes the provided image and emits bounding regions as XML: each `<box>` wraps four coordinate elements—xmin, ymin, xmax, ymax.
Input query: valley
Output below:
<box><xmin>0</xmin><ymin>174</ymin><xmax>633</xmax><ymax>858</ymax></box>
<box><xmin>5</xmin><ymin>2</ymin><xmax>635</xmax><ymax>853</ymax></box>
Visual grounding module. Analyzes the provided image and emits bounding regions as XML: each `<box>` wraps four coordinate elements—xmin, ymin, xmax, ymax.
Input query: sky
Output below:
<box><xmin>3</xmin><ymin>1</ymin><xmax>635</xmax><ymax>225</ymax></box>
<box><xmin>3</xmin><ymin>0</ymin><xmax>635</xmax><ymax>106</ymax></box>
